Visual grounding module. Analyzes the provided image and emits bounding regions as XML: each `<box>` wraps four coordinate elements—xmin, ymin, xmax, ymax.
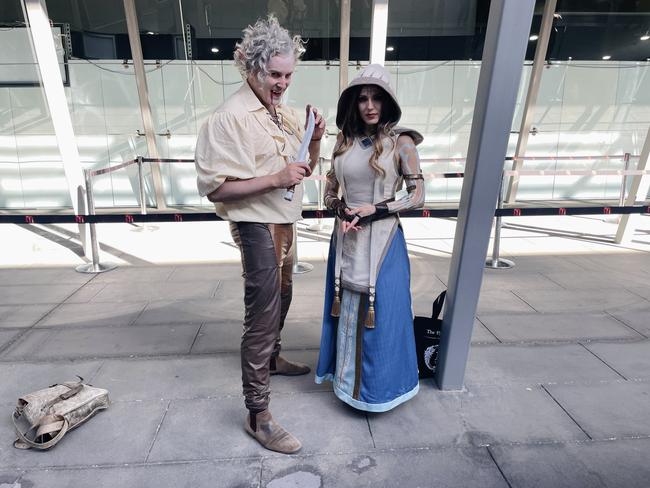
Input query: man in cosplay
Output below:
<box><xmin>315</xmin><ymin>64</ymin><xmax>426</xmax><ymax>412</ymax></box>
<box><xmin>194</xmin><ymin>15</ymin><xmax>325</xmax><ymax>454</ymax></box>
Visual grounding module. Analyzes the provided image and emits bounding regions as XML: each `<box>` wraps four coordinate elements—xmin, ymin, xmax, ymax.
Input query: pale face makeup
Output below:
<box><xmin>357</xmin><ymin>85</ymin><xmax>384</xmax><ymax>129</ymax></box>
<box><xmin>247</xmin><ymin>54</ymin><xmax>295</xmax><ymax>113</ymax></box>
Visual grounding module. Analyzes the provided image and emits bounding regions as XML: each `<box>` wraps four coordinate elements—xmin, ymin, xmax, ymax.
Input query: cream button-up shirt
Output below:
<box><xmin>195</xmin><ymin>81</ymin><xmax>305</xmax><ymax>223</ymax></box>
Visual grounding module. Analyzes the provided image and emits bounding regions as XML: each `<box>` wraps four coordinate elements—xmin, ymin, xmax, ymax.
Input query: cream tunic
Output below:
<box><xmin>195</xmin><ymin>81</ymin><xmax>305</xmax><ymax>223</ymax></box>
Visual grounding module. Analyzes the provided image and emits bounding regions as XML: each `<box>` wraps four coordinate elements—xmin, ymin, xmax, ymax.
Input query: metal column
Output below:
<box><xmin>505</xmin><ymin>0</ymin><xmax>557</xmax><ymax>204</ymax></box>
<box><xmin>435</xmin><ymin>0</ymin><xmax>536</xmax><ymax>390</ymax></box>
<box><xmin>369</xmin><ymin>0</ymin><xmax>388</xmax><ymax>65</ymax></box>
<box><xmin>339</xmin><ymin>0</ymin><xmax>351</xmax><ymax>94</ymax></box>
<box><xmin>21</xmin><ymin>0</ymin><xmax>85</xmax><ymax>215</ymax></box>
<box><xmin>615</xmin><ymin>126</ymin><xmax>650</xmax><ymax>243</ymax></box>
<box><xmin>123</xmin><ymin>0</ymin><xmax>167</xmax><ymax>209</ymax></box>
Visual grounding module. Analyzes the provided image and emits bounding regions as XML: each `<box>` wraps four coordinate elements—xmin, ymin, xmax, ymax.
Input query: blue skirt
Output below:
<box><xmin>315</xmin><ymin>227</ymin><xmax>419</xmax><ymax>412</ymax></box>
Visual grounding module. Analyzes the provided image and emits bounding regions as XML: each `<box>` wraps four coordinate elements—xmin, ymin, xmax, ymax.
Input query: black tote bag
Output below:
<box><xmin>413</xmin><ymin>290</ymin><xmax>446</xmax><ymax>379</ymax></box>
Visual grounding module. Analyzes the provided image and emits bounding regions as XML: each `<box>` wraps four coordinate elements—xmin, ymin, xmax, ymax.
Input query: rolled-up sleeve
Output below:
<box><xmin>195</xmin><ymin>111</ymin><xmax>255</xmax><ymax>197</ymax></box>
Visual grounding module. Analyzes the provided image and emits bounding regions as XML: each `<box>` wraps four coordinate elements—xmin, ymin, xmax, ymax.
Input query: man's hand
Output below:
<box><xmin>274</xmin><ymin>163</ymin><xmax>311</xmax><ymax>188</ymax></box>
<box><xmin>306</xmin><ymin>105</ymin><xmax>326</xmax><ymax>142</ymax></box>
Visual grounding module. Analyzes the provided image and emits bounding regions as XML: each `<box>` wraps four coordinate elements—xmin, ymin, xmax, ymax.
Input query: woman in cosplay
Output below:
<box><xmin>315</xmin><ymin>64</ymin><xmax>425</xmax><ymax>412</ymax></box>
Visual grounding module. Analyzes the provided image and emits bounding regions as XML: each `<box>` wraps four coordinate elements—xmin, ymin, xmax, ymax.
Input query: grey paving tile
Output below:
<box><xmin>465</xmin><ymin>343</ymin><xmax>623</xmax><ymax>386</ymax></box>
<box><xmin>135</xmin><ymin>298</ymin><xmax>241</xmax><ymax>326</ymax></box>
<box><xmin>0</xmin><ymin>267</ymin><xmax>93</xmax><ymax>285</ymax></box>
<box><xmin>477</xmin><ymin>311</ymin><xmax>642</xmax><ymax>342</ymax></box>
<box><xmin>189</xmin><ymin>321</ymin><xmax>243</xmax><ymax>354</ymax></box>
<box><xmin>91</xmin><ymin>266</ymin><xmax>175</xmax><ymax>283</ymax></box>
<box><xmin>192</xmin><ymin>319</ymin><xmax>321</xmax><ymax>354</ymax></box>
<box><xmin>169</xmin><ymin>264</ymin><xmax>242</xmax><ymax>282</ymax></box>
<box><xmin>261</xmin><ymin>447</ymin><xmax>509</xmax><ymax>488</ymax></box>
<box><xmin>480</xmin><ymin>271</ymin><xmax>563</xmax><ymax>291</ymax></box>
<box><xmin>476</xmin><ymin>290</ymin><xmax>537</xmax><ymax>313</ymax></box>
<box><xmin>148</xmin><ymin>393</ymin><xmax>371</xmax><ymax>461</ymax></box>
<box><xmin>88</xmin><ymin>281</ymin><xmax>219</xmax><ymax>302</ymax></box>
<box><xmin>469</xmin><ymin>321</ymin><xmax>500</xmax><ymax>343</ymax></box>
<box><xmin>93</xmin><ymin>355</ymin><xmax>242</xmax><ymax>401</ymax></box>
<box><xmin>0</xmin><ymin>400</ymin><xmax>166</xmax><ymax>469</ymax></box>
<box><xmin>269</xmin><ymin>349</ymin><xmax>330</xmax><ymax>393</ymax></box>
<box><xmin>36</xmin><ymin>301</ymin><xmax>147</xmax><ymax>328</ymax></box>
<box><xmin>0</xmin><ymin>360</ymin><xmax>103</xmax><ymax>406</ymax></box>
<box><xmin>0</xmin><ymin>472</ymin><xmax>22</xmax><ymax>486</ymax></box>
<box><xmin>566</xmin><ymin>254</ymin><xmax>650</xmax><ymax>275</ymax></box>
<box><xmin>0</xmin><ymin>329</ymin><xmax>23</xmax><ymax>351</ymax></box>
<box><xmin>63</xmin><ymin>283</ymin><xmax>106</xmax><ymax>303</ymax></box>
<box><xmin>546</xmin><ymin>381</ymin><xmax>650</xmax><ymax>439</ymax></box>
<box><xmin>269</xmin><ymin>392</ymin><xmax>373</xmax><ymax>454</ymax></box>
<box><xmin>1</xmin><ymin>324</ymin><xmax>201</xmax><ymax>360</ymax></box>
<box><xmin>583</xmin><ymin>341</ymin><xmax>650</xmax><ymax>380</ymax></box>
<box><xmin>627</xmin><ymin>286</ymin><xmax>650</xmax><ymax>301</ymax></box>
<box><xmin>514</xmin><ymin>288</ymin><xmax>645</xmax><ymax>313</ymax></box>
<box><xmin>606</xmin><ymin>304</ymin><xmax>650</xmax><ymax>336</ymax></box>
<box><xmin>468</xmin><ymin>343</ymin><xmax>624</xmax><ymax>386</ymax></box>
<box><xmin>18</xmin><ymin>459</ymin><xmax>262</xmax><ymax>488</ymax></box>
<box><xmin>541</xmin><ymin>270</ymin><xmax>650</xmax><ymax>290</ymax></box>
<box><xmin>146</xmin><ymin>396</ymin><xmax>260</xmax><ymax>461</ymax></box>
<box><xmin>491</xmin><ymin>438</ymin><xmax>650</xmax><ymax>488</ymax></box>
<box><xmin>368</xmin><ymin>384</ymin><xmax>588</xmax><ymax>449</ymax></box>
<box><xmin>506</xmin><ymin>256</ymin><xmax>589</xmax><ymax>273</ymax></box>
<box><xmin>0</xmin><ymin>304</ymin><xmax>54</xmax><ymax>328</ymax></box>
<box><xmin>0</xmin><ymin>284</ymin><xmax>81</xmax><ymax>305</ymax></box>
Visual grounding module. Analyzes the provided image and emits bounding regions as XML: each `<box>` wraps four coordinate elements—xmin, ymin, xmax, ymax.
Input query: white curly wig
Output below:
<box><xmin>234</xmin><ymin>15</ymin><xmax>306</xmax><ymax>80</ymax></box>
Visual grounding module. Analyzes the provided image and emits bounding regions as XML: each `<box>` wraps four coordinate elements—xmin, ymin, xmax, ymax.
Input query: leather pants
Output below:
<box><xmin>230</xmin><ymin>222</ymin><xmax>294</xmax><ymax>412</ymax></box>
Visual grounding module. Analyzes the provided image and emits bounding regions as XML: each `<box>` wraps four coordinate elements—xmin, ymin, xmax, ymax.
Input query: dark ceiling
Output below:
<box><xmin>2</xmin><ymin>0</ymin><xmax>649</xmax><ymax>61</ymax></box>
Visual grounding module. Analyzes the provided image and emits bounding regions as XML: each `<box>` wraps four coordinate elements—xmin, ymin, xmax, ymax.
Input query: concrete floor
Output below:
<box><xmin>0</xmin><ymin>214</ymin><xmax>649</xmax><ymax>487</ymax></box>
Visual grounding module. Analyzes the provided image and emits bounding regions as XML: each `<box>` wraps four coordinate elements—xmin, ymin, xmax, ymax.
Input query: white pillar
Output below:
<box><xmin>369</xmin><ymin>0</ymin><xmax>388</xmax><ymax>65</ymax></box>
<box><xmin>22</xmin><ymin>0</ymin><xmax>85</xmax><ymax>214</ymax></box>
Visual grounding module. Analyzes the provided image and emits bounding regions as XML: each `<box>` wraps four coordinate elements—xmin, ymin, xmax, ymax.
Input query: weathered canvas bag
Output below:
<box><xmin>12</xmin><ymin>377</ymin><xmax>109</xmax><ymax>450</ymax></box>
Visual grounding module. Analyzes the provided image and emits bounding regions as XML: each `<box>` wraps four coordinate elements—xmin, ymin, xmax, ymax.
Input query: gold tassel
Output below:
<box><xmin>364</xmin><ymin>304</ymin><xmax>375</xmax><ymax>328</ymax></box>
<box><xmin>331</xmin><ymin>278</ymin><xmax>341</xmax><ymax>317</ymax></box>
<box><xmin>365</xmin><ymin>288</ymin><xmax>376</xmax><ymax>328</ymax></box>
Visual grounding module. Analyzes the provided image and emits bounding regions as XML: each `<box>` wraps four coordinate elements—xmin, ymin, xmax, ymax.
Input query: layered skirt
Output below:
<box><xmin>315</xmin><ymin>228</ymin><xmax>419</xmax><ymax>412</ymax></box>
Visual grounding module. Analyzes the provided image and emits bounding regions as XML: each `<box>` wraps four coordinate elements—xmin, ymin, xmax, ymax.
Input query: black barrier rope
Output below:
<box><xmin>1</xmin><ymin>205</ymin><xmax>648</xmax><ymax>225</ymax></box>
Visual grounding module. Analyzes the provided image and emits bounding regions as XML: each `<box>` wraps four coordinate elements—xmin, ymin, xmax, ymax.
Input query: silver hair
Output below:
<box><xmin>234</xmin><ymin>15</ymin><xmax>306</xmax><ymax>80</ymax></box>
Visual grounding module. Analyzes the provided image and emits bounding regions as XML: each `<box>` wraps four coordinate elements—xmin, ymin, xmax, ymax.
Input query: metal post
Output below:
<box><xmin>75</xmin><ymin>170</ymin><xmax>117</xmax><ymax>274</ymax></box>
<box><xmin>292</xmin><ymin>224</ymin><xmax>313</xmax><ymax>274</ymax></box>
<box><xmin>435</xmin><ymin>0</ymin><xmax>536</xmax><ymax>390</ymax></box>
<box><xmin>618</xmin><ymin>152</ymin><xmax>631</xmax><ymax>207</ymax></box>
<box><xmin>505</xmin><ymin>0</ymin><xmax>557</xmax><ymax>204</ymax></box>
<box><xmin>123</xmin><ymin>0</ymin><xmax>167</xmax><ymax>209</ymax></box>
<box><xmin>137</xmin><ymin>156</ymin><xmax>147</xmax><ymax>215</ymax></box>
<box><xmin>615</xmin><ymin>125</ymin><xmax>650</xmax><ymax>242</ymax></box>
<box><xmin>486</xmin><ymin>172</ymin><xmax>515</xmax><ymax>269</ymax></box>
<box><xmin>339</xmin><ymin>0</ymin><xmax>351</xmax><ymax>94</ymax></box>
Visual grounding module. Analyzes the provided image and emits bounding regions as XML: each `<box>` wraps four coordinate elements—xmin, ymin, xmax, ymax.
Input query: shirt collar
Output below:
<box><xmin>239</xmin><ymin>79</ymin><xmax>284</xmax><ymax>114</ymax></box>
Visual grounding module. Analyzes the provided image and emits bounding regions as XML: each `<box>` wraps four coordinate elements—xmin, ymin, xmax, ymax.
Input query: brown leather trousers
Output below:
<box><xmin>230</xmin><ymin>222</ymin><xmax>294</xmax><ymax>413</ymax></box>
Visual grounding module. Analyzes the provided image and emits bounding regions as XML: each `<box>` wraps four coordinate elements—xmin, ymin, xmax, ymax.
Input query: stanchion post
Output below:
<box><xmin>292</xmin><ymin>223</ymin><xmax>313</xmax><ymax>274</ymax></box>
<box><xmin>75</xmin><ymin>169</ymin><xmax>117</xmax><ymax>274</ymax></box>
<box><xmin>485</xmin><ymin>171</ymin><xmax>515</xmax><ymax>269</ymax></box>
<box><xmin>619</xmin><ymin>152</ymin><xmax>631</xmax><ymax>207</ymax></box>
<box><xmin>137</xmin><ymin>155</ymin><xmax>147</xmax><ymax>215</ymax></box>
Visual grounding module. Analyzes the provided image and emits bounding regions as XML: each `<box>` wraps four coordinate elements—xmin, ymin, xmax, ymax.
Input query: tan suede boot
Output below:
<box><xmin>269</xmin><ymin>355</ymin><xmax>311</xmax><ymax>376</ymax></box>
<box><xmin>245</xmin><ymin>409</ymin><xmax>302</xmax><ymax>454</ymax></box>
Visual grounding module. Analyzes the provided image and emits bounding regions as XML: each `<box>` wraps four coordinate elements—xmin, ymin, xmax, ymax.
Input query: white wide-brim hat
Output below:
<box><xmin>336</xmin><ymin>64</ymin><xmax>401</xmax><ymax>129</ymax></box>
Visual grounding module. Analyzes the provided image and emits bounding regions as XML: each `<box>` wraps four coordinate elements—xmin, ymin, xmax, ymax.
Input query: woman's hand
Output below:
<box><xmin>341</xmin><ymin>205</ymin><xmax>375</xmax><ymax>233</ymax></box>
<box><xmin>348</xmin><ymin>204</ymin><xmax>376</xmax><ymax>218</ymax></box>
